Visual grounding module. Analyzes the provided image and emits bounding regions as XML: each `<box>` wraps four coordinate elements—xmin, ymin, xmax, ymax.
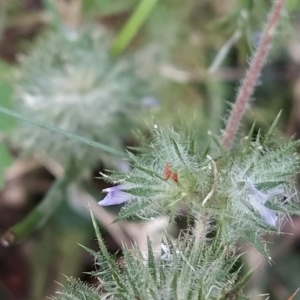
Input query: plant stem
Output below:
<box><xmin>222</xmin><ymin>0</ymin><xmax>287</xmax><ymax>150</ymax></box>
<box><xmin>0</xmin><ymin>175</ymin><xmax>69</xmax><ymax>246</ymax></box>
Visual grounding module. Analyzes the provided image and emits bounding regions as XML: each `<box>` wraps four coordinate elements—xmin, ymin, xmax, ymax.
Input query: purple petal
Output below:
<box><xmin>251</xmin><ymin>201</ymin><xmax>277</xmax><ymax>227</ymax></box>
<box><xmin>99</xmin><ymin>184</ymin><xmax>133</xmax><ymax>206</ymax></box>
<box><xmin>102</xmin><ymin>185</ymin><xmax>123</xmax><ymax>193</ymax></box>
<box><xmin>246</xmin><ymin>179</ymin><xmax>277</xmax><ymax>227</ymax></box>
<box><xmin>246</xmin><ymin>179</ymin><xmax>269</xmax><ymax>204</ymax></box>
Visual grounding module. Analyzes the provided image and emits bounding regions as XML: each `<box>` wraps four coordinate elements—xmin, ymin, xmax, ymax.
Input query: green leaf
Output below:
<box><xmin>0</xmin><ymin>143</ymin><xmax>13</xmax><ymax>188</ymax></box>
<box><xmin>264</xmin><ymin>110</ymin><xmax>282</xmax><ymax>142</ymax></box>
<box><xmin>0</xmin><ymin>79</ymin><xmax>15</xmax><ymax>131</ymax></box>
<box><xmin>134</xmin><ymin>164</ymin><xmax>165</xmax><ymax>181</ymax></box>
<box><xmin>229</xmin><ymin>266</ymin><xmax>254</xmax><ymax>295</ymax></box>
<box><xmin>122</xmin><ymin>248</ymin><xmax>142</xmax><ymax>297</ymax></box>
<box><xmin>245</xmin><ymin>120</ymin><xmax>256</xmax><ymax>146</ymax></box>
<box><xmin>114</xmin><ymin>199</ymin><xmax>148</xmax><ymax>222</ymax></box>
<box><xmin>170</xmin><ymin>137</ymin><xmax>187</xmax><ymax>166</ymax></box>
<box><xmin>89</xmin><ymin>210</ymin><xmax>127</xmax><ymax>291</ymax></box>
<box><xmin>111</xmin><ymin>0</ymin><xmax>159</xmax><ymax>56</ymax></box>
<box><xmin>244</xmin><ymin>230</ymin><xmax>269</xmax><ymax>259</ymax></box>
<box><xmin>147</xmin><ymin>236</ymin><xmax>157</xmax><ymax>282</ymax></box>
<box><xmin>0</xmin><ymin>105</ymin><xmax>126</xmax><ymax>157</ymax></box>
<box><xmin>126</xmin><ymin>187</ymin><xmax>160</xmax><ymax>197</ymax></box>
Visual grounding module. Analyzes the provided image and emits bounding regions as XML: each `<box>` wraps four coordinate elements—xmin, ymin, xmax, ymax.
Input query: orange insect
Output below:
<box><xmin>164</xmin><ymin>163</ymin><xmax>172</xmax><ymax>180</ymax></box>
<box><xmin>171</xmin><ymin>172</ymin><xmax>178</xmax><ymax>183</ymax></box>
<box><xmin>163</xmin><ymin>163</ymin><xmax>179</xmax><ymax>183</ymax></box>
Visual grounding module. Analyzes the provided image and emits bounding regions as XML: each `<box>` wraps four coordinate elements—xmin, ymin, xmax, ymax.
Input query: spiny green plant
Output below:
<box><xmin>49</xmin><ymin>1</ymin><xmax>299</xmax><ymax>299</ymax></box>
<box><xmin>0</xmin><ymin>21</ymin><xmax>161</xmax><ymax>245</ymax></box>
<box><xmin>12</xmin><ymin>24</ymin><xmax>156</xmax><ymax>170</ymax></box>
<box><xmin>51</xmin><ymin>119</ymin><xmax>300</xmax><ymax>299</ymax></box>
<box><xmin>52</xmin><ymin>212</ymin><xmax>251</xmax><ymax>300</ymax></box>
<box><xmin>99</xmin><ymin>123</ymin><xmax>299</xmax><ymax>259</ymax></box>
<box><xmin>0</xmin><ymin>0</ymin><xmax>298</xmax><ymax>299</ymax></box>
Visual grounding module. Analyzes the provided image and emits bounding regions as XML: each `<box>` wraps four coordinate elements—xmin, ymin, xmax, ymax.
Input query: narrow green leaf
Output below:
<box><xmin>126</xmin><ymin>187</ymin><xmax>160</xmax><ymax>197</ymax></box>
<box><xmin>170</xmin><ymin>137</ymin><xmax>187</xmax><ymax>166</ymax></box>
<box><xmin>89</xmin><ymin>211</ymin><xmax>127</xmax><ymax>291</ymax></box>
<box><xmin>159</xmin><ymin>264</ymin><xmax>166</xmax><ymax>288</ymax></box>
<box><xmin>187</xmin><ymin>121</ymin><xmax>196</xmax><ymax>156</ymax></box>
<box><xmin>245</xmin><ymin>120</ymin><xmax>256</xmax><ymax>147</ymax></box>
<box><xmin>209</xmin><ymin>132</ymin><xmax>226</xmax><ymax>156</ymax></box>
<box><xmin>147</xmin><ymin>236</ymin><xmax>157</xmax><ymax>282</ymax></box>
<box><xmin>122</xmin><ymin>248</ymin><xmax>141</xmax><ymax>297</ymax></box>
<box><xmin>0</xmin><ymin>105</ymin><xmax>126</xmax><ymax>157</ymax></box>
<box><xmin>0</xmin><ymin>143</ymin><xmax>13</xmax><ymax>188</ymax></box>
<box><xmin>134</xmin><ymin>164</ymin><xmax>165</xmax><ymax>181</ymax></box>
<box><xmin>0</xmin><ymin>79</ymin><xmax>15</xmax><ymax>131</ymax></box>
<box><xmin>255</xmin><ymin>128</ymin><xmax>261</xmax><ymax>144</ymax></box>
<box><xmin>111</xmin><ymin>0</ymin><xmax>159</xmax><ymax>56</ymax></box>
<box><xmin>170</xmin><ymin>269</ymin><xmax>178</xmax><ymax>299</ymax></box>
<box><xmin>231</xmin><ymin>267</ymin><xmax>254</xmax><ymax>294</ymax></box>
<box><xmin>244</xmin><ymin>230</ymin><xmax>269</xmax><ymax>259</ymax></box>
<box><xmin>113</xmin><ymin>199</ymin><xmax>148</xmax><ymax>222</ymax></box>
<box><xmin>265</xmin><ymin>110</ymin><xmax>282</xmax><ymax>140</ymax></box>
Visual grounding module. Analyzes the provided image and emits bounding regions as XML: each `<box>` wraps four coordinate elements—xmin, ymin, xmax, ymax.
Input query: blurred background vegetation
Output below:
<box><xmin>0</xmin><ymin>0</ymin><xmax>300</xmax><ymax>299</ymax></box>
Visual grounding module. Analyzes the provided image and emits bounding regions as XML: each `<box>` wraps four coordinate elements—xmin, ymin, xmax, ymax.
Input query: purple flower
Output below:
<box><xmin>98</xmin><ymin>184</ymin><xmax>133</xmax><ymax>206</ymax></box>
<box><xmin>245</xmin><ymin>179</ymin><xmax>281</xmax><ymax>227</ymax></box>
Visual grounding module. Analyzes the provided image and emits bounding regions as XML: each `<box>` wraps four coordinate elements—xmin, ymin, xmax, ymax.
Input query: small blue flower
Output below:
<box><xmin>245</xmin><ymin>179</ymin><xmax>281</xmax><ymax>227</ymax></box>
<box><xmin>98</xmin><ymin>184</ymin><xmax>133</xmax><ymax>206</ymax></box>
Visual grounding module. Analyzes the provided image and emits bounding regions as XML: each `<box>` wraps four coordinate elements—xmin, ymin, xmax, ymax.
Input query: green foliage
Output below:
<box><xmin>1</xmin><ymin>0</ymin><xmax>299</xmax><ymax>299</ymax></box>
<box><xmin>103</xmin><ymin>124</ymin><xmax>299</xmax><ymax>257</ymax></box>
<box><xmin>0</xmin><ymin>62</ymin><xmax>15</xmax><ymax>187</ymax></box>
<box><xmin>53</xmin><ymin>211</ymin><xmax>248</xmax><ymax>300</ymax></box>
<box><xmin>217</xmin><ymin>131</ymin><xmax>300</xmax><ymax>253</ymax></box>
<box><xmin>111</xmin><ymin>0</ymin><xmax>159</xmax><ymax>56</ymax></box>
<box><xmin>11</xmin><ymin>25</ymin><xmax>153</xmax><ymax>170</ymax></box>
<box><xmin>51</xmin><ymin>277</ymin><xmax>101</xmax><ymax>300</ymax></box>
<box><xmin>53</xmin><ymin>121</ymin><xmax>300</xmax><ymax>299</ymax></box>
<box><xmin>107</xmin><ymin>126</ymin><xmax>213</xmax><ymax>222</ymax></box>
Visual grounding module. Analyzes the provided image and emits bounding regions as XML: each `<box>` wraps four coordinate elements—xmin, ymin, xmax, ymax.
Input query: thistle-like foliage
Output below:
<box><xmin>12</xmin><ymin>25</ymin><xmax>152</xmax><ymax>169</ymax></box>
<box><xmin>101</xmin><ymin>123</ymin><xmax>299</xmax><ymax>257</ymax></box>
<box><xmin>53</xmin><ymin>122</ymin><xmax>299</xmax><ymax>299</ymax></box>
<box><xmin>52</xmin><ymin>213</ymin><xmax>249</xmax><ymax>300</ymax></box>
<box><xmin>101</xmin><ymin>126</ymin><xmax>214</xmax><ymax>221</ymax></box>
<box><xmin>48</xmin><ymin>1</ymin><xmax>298</xmax><ymax>297</ymax></box>
<box><xmin>218</xmin><ymin>132</ymin><xmax>300</xmax><ymax>252</ymax></box>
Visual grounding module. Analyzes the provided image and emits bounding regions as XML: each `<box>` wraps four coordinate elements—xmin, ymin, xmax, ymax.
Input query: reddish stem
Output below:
<box><xmin>222</xmin><ymin>0</ymin><xmax>287</xmax><ymax>150</ymax></box>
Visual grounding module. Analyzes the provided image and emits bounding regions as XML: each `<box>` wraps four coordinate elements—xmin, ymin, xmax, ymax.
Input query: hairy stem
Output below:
<box><xmin>222</xmin><ymin>0</ymin><xmax>287</xmax><ymax>150</ymax></box>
